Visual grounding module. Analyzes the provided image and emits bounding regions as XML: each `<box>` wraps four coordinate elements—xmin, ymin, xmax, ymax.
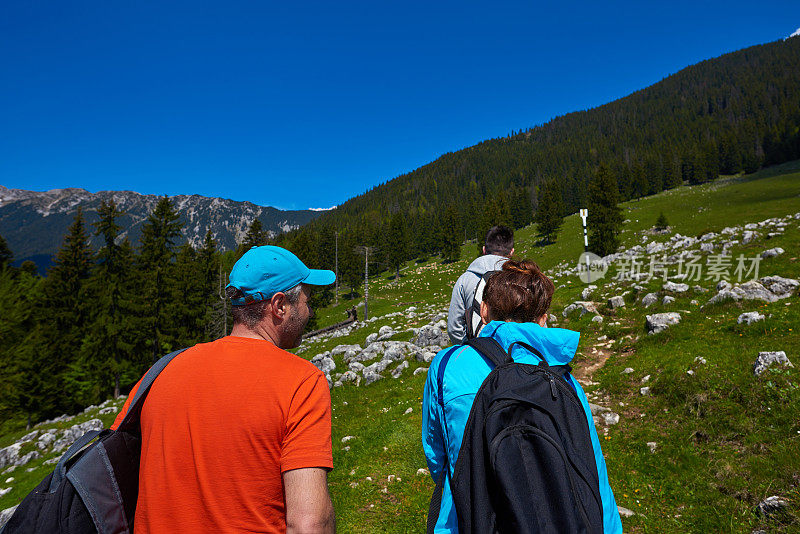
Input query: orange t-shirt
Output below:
<box><xmin>112</xmin><ymin>336</ymin><xmax>333</xmax><ymax>533</ymax></box>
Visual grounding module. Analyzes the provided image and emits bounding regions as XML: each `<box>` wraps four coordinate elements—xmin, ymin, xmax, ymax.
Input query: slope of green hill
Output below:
<box><xmin>310</xmin><ymin>162</ymin><xmax>800</xmax><ymax>533</ymax></box>
<box><xmin>2</xmin><ymin>164</ymin><xmax>799</xmax><ymax>532</ymax></box>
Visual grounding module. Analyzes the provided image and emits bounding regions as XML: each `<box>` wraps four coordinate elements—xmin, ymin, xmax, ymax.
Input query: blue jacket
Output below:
<box><xmin>421</xmin><ymin>321</ymin><xmax>623</xmax><ymax>533</ymax></box>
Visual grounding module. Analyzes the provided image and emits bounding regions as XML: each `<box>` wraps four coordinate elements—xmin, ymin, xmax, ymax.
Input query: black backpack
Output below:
<box><xmin>1</xmin><ymin>348</ymin><xmax>186</xmax><ymax>534</ymax></box>
<box><xmin>428</xmin><ymin>337</ymin><xmax>603</xmax><ymax>534</ymax></box>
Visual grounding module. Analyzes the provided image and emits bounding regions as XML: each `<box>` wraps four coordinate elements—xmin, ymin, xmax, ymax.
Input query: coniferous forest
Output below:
<box><xmin>1</xmin><ymin>36</ymin><xmax>800</xmax><ymax>429</ymax></box>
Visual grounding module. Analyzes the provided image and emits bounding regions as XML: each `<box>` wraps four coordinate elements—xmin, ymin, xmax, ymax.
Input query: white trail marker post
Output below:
<box><xmin>580</xmin><ymin>209</ymin><xmax>591</xmax><ymax>283</ymax></box>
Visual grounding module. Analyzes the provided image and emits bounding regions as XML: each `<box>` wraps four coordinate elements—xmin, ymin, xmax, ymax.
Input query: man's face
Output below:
<box><xmin>282</xmin><ymin>284</ymin><xmax>313</xmax><ymax>349</ymax></box>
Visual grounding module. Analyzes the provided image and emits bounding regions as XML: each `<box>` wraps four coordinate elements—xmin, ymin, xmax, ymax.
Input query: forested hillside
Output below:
<box><xmin>278</xmin><ymin>36</ymin><xmax>800</xmax><ymax>272</ymax></box>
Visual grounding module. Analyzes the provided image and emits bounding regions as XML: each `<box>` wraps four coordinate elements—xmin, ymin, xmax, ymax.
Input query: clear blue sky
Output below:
<box><xmin>2</xmin><ymin>1</ymin><xmax>798</xmax><ymax>210</ymax></box>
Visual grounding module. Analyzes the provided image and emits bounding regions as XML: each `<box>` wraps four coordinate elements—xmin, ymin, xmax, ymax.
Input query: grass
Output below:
<box><xmin>2</xmin><ymin>163</ymin><xmax>799</xmax><ymax>532</ymax></box>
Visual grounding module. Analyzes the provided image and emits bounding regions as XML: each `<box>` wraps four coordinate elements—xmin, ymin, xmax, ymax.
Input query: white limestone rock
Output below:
<box><xmin>645</xmin><ymin>312</ymin><xmax>681</xmax><ymax>334</ymax></box>
<box><xmin>753</xmin><ymin>351</ymin><xmax>792</xmax><ymax>376</ymax></box>
<box><xmin>737</xmin><ymin>312</ymin><xmax>765</xmax><ymax>325</ymax></box>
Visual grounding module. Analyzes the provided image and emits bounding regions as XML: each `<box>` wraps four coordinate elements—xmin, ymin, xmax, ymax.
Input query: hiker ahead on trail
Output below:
<box><xmin>447</xmin><ymin>225</ymin><xmax>514</xmax><ymax>345</ymax></box>
<box><xmin>423</xmin><ymin>259</ymin><xmax>622</xmax><ymax>534</ymax></box>
<box><xmin>112</xmin><ymin>246</ymin><xmax>336</xmax><ymax>533</ymax></box>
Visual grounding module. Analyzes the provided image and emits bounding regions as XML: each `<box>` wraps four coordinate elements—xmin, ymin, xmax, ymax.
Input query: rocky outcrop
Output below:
<box><xmin>706</xmin><ymin>276</ymin><xmax>798</xmax><ymax>306</ymax></box>
<box><xmin>753</xmin><ymin>351</ymin><xmax>792</xmax><ymax>376</ymax></box>
<box><xmin>645</xmin><ymin>312</ymin><xmax>681</xmax><ymax>335</ymax></box>
<box><xmin>413</xmin><ymin>321</ymin><xmax>449</xmax><ymax>348</ymax></box>
<box><xmin>737</xmin><ymin>312</ymin><xmax>765</xmax><ymax>325</ymax></box>
<box><xmin>563</xmin><ymin>301</ymin><xmax>598</xmax><ymax>318</ymax></box>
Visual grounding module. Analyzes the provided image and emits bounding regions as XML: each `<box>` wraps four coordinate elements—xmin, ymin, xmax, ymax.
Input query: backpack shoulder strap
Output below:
<box><xmin>506</xmin><ymin>340</ymin><xmax>547</xmax><ymax>365</ymax></box>
<box><xmin>117</xmin><ymin>347</ymin><xmax>188</xmax><ymax>431</ymax></box>
<box><xmin>436</xmin><ymin>346</ymin><xmax>461</xmax><ymax>412</ymax></box>
<box><xmin>466</xmin><ymin>337</ymin><xmax>512</xmax><ymax>368</ymax></box>
<box><xmin>466</xmin><ymin>270</ymin><xmax>497</xmax><ymax>339</ymax></box>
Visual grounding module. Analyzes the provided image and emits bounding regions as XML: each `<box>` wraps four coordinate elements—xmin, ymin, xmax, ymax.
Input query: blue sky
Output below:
<box><xmin>2</xmin><ymin>1</ymin><xmax>799</xmax><ymax>210</ymax></box>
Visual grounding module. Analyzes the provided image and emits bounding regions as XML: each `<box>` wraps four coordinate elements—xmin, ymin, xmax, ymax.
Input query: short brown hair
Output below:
<box><xmin>483</xmin><ymin>259</ymin><xmax>554</xmax><ymax>323</ymax></box>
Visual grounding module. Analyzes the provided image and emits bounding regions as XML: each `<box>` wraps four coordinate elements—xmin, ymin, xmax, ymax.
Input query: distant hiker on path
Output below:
<box><xmin>113</xmin><ymin>245</ymin><xmax>336</xmax><ymax>533</ymax></box>
<box><xmin>423</xmin><ymin>259</ymin><xmax>622</xmax><ymax>533</ymax></box>
<box><xmin>447</xmin><ymin>225</ymin><xmax>514</xmax><ymax>345</ymax></box>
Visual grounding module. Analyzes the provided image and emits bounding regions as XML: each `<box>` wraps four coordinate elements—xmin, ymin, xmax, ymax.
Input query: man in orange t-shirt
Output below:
<box><xmin>113</xmin><ymin>246</ymin><xmax>336</xmax><ymax>533</ymax></box>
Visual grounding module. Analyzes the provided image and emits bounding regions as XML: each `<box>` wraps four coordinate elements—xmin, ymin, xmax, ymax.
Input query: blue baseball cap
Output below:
<box><xmin>227</xmin><ymin>245</ymin><xmax>335</xmax><ymax>306</ymax></box>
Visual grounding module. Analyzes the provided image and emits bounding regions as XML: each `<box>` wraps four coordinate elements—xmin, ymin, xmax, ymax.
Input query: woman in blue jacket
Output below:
<box><xmin>422</xmin><ymin>259</ymin><xmax>623</xmax><ymax>533</ymax></box>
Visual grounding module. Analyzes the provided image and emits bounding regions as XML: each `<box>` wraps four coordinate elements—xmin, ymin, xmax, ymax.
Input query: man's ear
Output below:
<box><xmin>536</xmin><ymin>314</ymin><xmax>548</xmax><ymax>327</ymax></box>
<box><xmin>482</xmin><ymin>245</ymin><xmax>486</xmax><ymax>255</ymax></box>
<box><xmin>509</xmin><ymin>247</ymin><xmax>515</xmax><ymax>257</ymax></box>
<box><xmin>269</xmin><ymin>292</ymin><xmax>288</xmax><ymax>319</ymax></box>
<box><xmin>480</xmin><ymin>301</ymin><xmax>491</xmax><ymax>325</ymax></box>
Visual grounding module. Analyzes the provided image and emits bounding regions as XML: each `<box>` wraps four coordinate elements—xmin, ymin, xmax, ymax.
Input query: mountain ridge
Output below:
<box><xmin>0</xmin><ymin>186</ymin><xmax>323</xmax><ymax>270</ymax></box>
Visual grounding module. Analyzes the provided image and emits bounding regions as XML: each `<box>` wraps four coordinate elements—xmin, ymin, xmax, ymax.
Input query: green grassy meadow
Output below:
<box><xmin>2</xmin><ymin>162</ymin><xmax>799</xmax><ymax>532</ymax></box>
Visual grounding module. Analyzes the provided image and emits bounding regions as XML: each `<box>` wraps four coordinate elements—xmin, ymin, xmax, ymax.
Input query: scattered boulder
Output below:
<box><xmin>640</xmin><ymin>387</ymin><xmax>650</xmax><ymax>396</ymax></box>
<box><xmin>617</xmin><ymin>506</ymin><xmax>635</xmax><ymax>518</ymax></box>
<box><xmin>377</xmin><ymin>325</ymin><xmax>395</xmax><ymax>340</ymax></box>
<box><xmin>641</xmin><ymin>293</ymin><xmax>659</xmax><ymax>308</ymax></box>
<box><xmin>589</xmin><ymin>404</ymin><xmax>620</xmax><ymax>426</ymax></box>
<box><xmin>563</xmin><ymin>301</ymin><xmax>598</xmax><ymax>318</ymax></box>
<box><xmin>737</xmin><ymin>312</ymin><xmax>765</xmax><ymax>325</ymax></box>
<box><xmin>348</xmin><ymin>362</ymin><xmax>365</xmax><ymax>372</ymax></box>
<box><xmin>645</xmin><ymin>312</ymin><xmax>681</xmax><ymax>334</ymax></box>
<box><xmin>761</xmin><ymin>247</ymin><xmax>785</xmax><ymax>259</ymax></box>
<box><xmin>383</xmin><ymin>342</ymin><xmax>413</xmax><ymax>362</ymax></box>
<box><xmin>416</xmin><ymin>468</ymin><xmax>429</xmax><ymax>477</ymax></box>
<box><xmin>699</xmin><ymin>242</ymin><xmax>714</xmax><ymax>253</ymax></box>
<box><xmin>662</xmin><ymin>296</ymin><xmax>675</xmax><ymax>305</ymax></box>
<box><xmin>48</xmin><ymin>419</ymin><xmax>103</xmax><ymax>453</ymax></box>
<box><xmin>756</xmin><ymin>495</ymin><xmax>788</xmax><ymax>517</ymax></box>
<box><xmin>706</xmin><ymin>281</ymin><xmax>779</xmax><ymax>306</ymax></box>
<box><xmin>742</xmin><ymin>230</ymin><xmax>759</xmax><ymax>244</ymax></box>
<box><xmin>336</xmin><ymin>371</ymin><xmax>361</xmax><ymax>387</ymax></box>
<box><xmin>413</xmin><ymin>324</ymin><xmax>449</xmax><ymax>348</ymax></box>
<box><xmin>365</xmin><ymin>333</ymin><xmax>378</xmax><ymax>344</ymax></box>
<box><xmin>362</xmin><ymin>368</ymin><xmax>383</xmax><ymax>386</ymax></box>
<box><xmin>591</xmin><ymin>315</ymin><xmax>603</xmax><ymax>323</ymax></box>
<box><xmin>391</xmin><ymin>361</ymin><xmax>409</xmax><ymax>379</ymax></box>
<box><xmin>647</xmin><ymin>442</ymin><xmax>657</xmax><ymax>453</ymax></box>
<box><xmin>311</xmin><ymin>354</ymin><xmax>336</xmax><ymax>375</ymax></box>
<box><xmin>758</xmin><ymin>276</ymin><xmax>799</xmax><ymax>299</ymax></box>
<box><xmin>663</xmin><ymin>281</ymin><xmax>689</xmax><ymax>293</ymax></box>
<box><xmin>581</xmin><ymin>285</ymin><xmax>597</xmax><ymax>300</ymax></box>
<box><xmin>621</xmin><ymin>367</ymin><xmax>634</xmax><ymax>374</ymax></box>
<box><xmin>608</xmin><ymin>296</ymin><xmax>625</xmax><ymax>309</ymax></box>
<box><xmin>413</xmin><ymin>367</ymin><xmax>428</xmax><ymax>376</ymax></box>
<box><xmin>416</xmin><ymin>350</ymin><xmax>436</xmax><ymax>363</ymax></box>
<box><xmin>753</xmin><ymin>351</ymin><xmax>792</xmax><ymax>376</ymax></box>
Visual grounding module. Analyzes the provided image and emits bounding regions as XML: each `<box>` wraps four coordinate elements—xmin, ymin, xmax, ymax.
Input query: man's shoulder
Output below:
<box><xmin>182</xmin><ymin>337</ymin><xmax>324</xmax><ymax>379</ymax></box>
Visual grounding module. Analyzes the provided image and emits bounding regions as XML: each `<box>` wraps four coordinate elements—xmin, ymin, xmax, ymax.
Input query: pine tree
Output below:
<box><xmin>440</xmin><ymin>206</ymin><xmax>462</xmax><ymax>263</ymax></box>
<box><xmin>198</xmin><ymin>231</ymin><xmax>221</xmax><ymax>341</ymax></box>
<box><xmin>138</xmin><ymin>197</ymin><xmax>183</xmax><ymax>363</ymax></box>
<box><xmin>655</xmin><ymin>212</ymin><xmax>669</xmax><ymax>230</ymax></box>
<box><xmin>534</xmin><ymin>180</ymin><xmax>564</xmax><ymax>243</ymax></box>
<box><xmin>173</xmin><ymin>242</ymin><xmax>206</xmax><ymax>347</ymax></box>
<box><xmin>76</xmin><ymin>200</ymin><xmax>138</xmax><ymax>400</ymax></box>
<box><xmin>0</xmin><ymin>234</ymin><xmax>13</xmax><ymax>270</ymax></box>
<box><xmin>587</xmin><ymin>164</ymin><xmax>624</xmax><ymax>257</ymax></box>
<box><xmin>239</xmin><ymin>218</ymin><xmax>268</xmax><ymax>256</ymax></box>
<box><xmin>0</xmin><ymin>267</ymin><xmax>45</xmax><ymax>428</ymax></box>
<box><xmin>41</xmin><ymin>208</ymin><xmax>94</xmax><ymax>414</ymax></box>
<box><xmin>384</xmin><ymin>212</ymin><xmax>408</xmax><ymax>281</ymax></box>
